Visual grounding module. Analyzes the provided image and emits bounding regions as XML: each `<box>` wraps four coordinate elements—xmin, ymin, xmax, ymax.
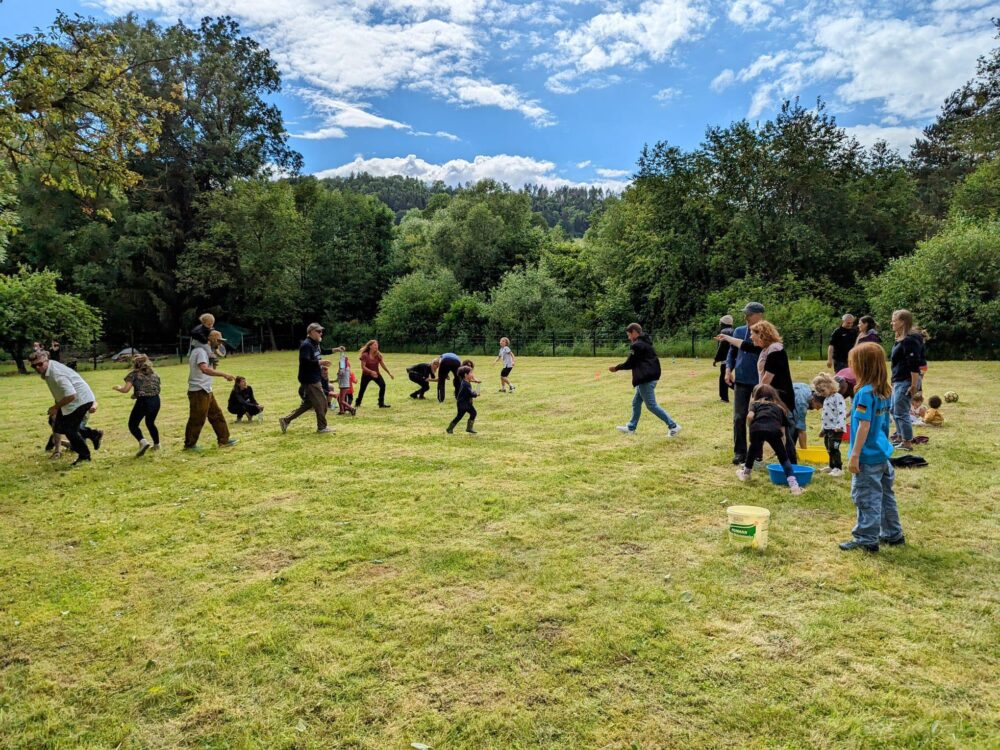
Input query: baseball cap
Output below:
<box><xmin>306</xmin><ymin>322</ymin><xmax>324</xmax><ymax>334</ymax></box>
<box><xmin>742</xmin><ymin>302</ymin><xmax>765</xmax><ymax>314</ymax></box>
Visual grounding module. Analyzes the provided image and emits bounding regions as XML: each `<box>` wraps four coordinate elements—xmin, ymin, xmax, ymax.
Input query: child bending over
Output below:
<box><xmin>737</xmin><ymin>384</ymin><xmax>802</xmax><ymax>495</ymax></box>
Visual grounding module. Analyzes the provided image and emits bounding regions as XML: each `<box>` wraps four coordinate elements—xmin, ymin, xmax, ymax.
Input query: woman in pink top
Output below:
<box><xmin>356</xmin><ymin>339</ymin><xmax>394</xmax><ymax>409</ymax></box>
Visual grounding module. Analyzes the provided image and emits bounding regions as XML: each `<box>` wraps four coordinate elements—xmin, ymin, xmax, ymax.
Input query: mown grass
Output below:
<box><xmin>1</xmin><ymin>353</ymin><xmax>997</xmax><ymax>749</ymax></box>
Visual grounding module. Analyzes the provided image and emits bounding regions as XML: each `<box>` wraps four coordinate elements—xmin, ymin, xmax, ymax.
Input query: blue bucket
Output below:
<box><xmin>767</xmin><ymin>464</ymin><xmax>815</xmax><ymax>487</ymax></box>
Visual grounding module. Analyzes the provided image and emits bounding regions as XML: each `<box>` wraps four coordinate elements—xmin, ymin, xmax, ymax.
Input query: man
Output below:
<box><xmin>185</xmin><ymin>330</ymin><xmax>238</xmax><ymax>451</ymax></box>
<box><xmin>279</xmin><ymin>323</ymin><xmax>334</xmax><ymax>434</ymax></box>
<box><xmin>725</xmin><ymin>302</ymin><xmax>764</xmax><ymax>465</ymax></box>
<box><xmin>609</xmin><ymin>323</ymin><xmax>682</xmax><ymax>437</ymax></box>
<box><xmin>712</xmin><ymin>315</ymin><xmax>735</xmax><ymax>403</ymax></box>
<box><xmin>29</xmin><ymin>349</ymin><xmax>103</xmax><ymax>466</ymax></box>
<box><xmin>406</xmin><ymin>359</ymin><xmax>438</xmax><ymax>399</ymax></box>
<box><xmin>828</xmin><ymin>314</ymin><xmax>857</xmax><ymax>372</ymax></box>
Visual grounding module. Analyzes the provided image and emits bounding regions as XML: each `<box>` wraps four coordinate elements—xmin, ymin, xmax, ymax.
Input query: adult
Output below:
<box><xmin>890</xmin><ymin>309</ymin><xmax>924</xmax><ymax>451</ymax></box>
<box><xmin>406</xmin><ymin>358</ymin><xmax>439</xmax><ymax>400</ymax></box>
<box><xmin>724</xmin><ymin>302</ymin><xmax>764</xmax><ymax>465</ymax></box>
<box><xmin>790</xmin><ymin>382</ymin><xmax>815</xmax><ymax>450</ymax></box>
<box><xmin>717</xmin><ymin>319</ymin><xmax>796</xmax><ymax>462</ymax></box>
<box><xmin>835</xmin><ymin>367</ymin><xmax>857</xmax><ymax>401</ymax></box>
<box><xmin>436</xmin><ymin>352</ymin><xmax>462</xmax><ymax>403</ymax></box>
<box><xmin>828</xmin><ymin>314</ymin><xmax>857</xmax><ymax>372</ymax></box>
<box><xmin>712</xmin><ymin>315</ymin><xmax>735</xmax><ymax>403</ymax></box>
<box><xmin>29</xmin><ymin>349</ymin><xmax>102</xmax><ymax>466</ymax></box>
<box><xmin>113</xmin><ymin>354</ymin><xmax>161</xmax><ymax>456</ymax></box>
<box><xmin>49</xmin><ymin>339</ymin><xmax>62</xmax><ymax>363</ymax></box>
<box><xmin>610</xmin><ymin>323</ymin><xmax>682</xmax><ymax>437</ymax></box>
<box><xmin>279</xmin><ymin>323</ymin><xmax>333</xmax><ymax>434</ymax></box>
<box><xmin>185</xmin><ymin>331</ymin><xmax>238</xmax><ymax>450</ymax></box>
<box><xmin>855</xmin><ymin>315</ymin><xmax>881</xmax><ymax>346</ymax></box>
<box><xmin>356</xmin><ymin>339</ymin><xmax>394</xmax><ymax>409</ymax></box>
<box><xmin>228</xmin><ymin>376</ymin><xmax>264</xmax><ymax>422</ymax></box>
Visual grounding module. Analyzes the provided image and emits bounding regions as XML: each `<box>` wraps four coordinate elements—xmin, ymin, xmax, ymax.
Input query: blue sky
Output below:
<box><xmin>3</xmin><ymin>0</ymin><xmax>996</xmax><ymax>189</ymax></box>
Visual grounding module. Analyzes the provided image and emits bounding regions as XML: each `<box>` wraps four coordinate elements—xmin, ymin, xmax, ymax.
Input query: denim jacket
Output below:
<box><xmin>724</xmin><ymin>325</ymin><xmax>760</xmax><ymax>386</ymax></box>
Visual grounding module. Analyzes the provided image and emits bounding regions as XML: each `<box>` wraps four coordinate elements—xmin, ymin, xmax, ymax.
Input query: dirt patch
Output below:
<box><xmin>617</xmin><ymin>542</ymin><xmax>647</xmax><ymax>555</ymax></box>
<box><xmin>244</xmin><ymin>548</ymin><xmax>299</xmax><ymax>574</ymax></box>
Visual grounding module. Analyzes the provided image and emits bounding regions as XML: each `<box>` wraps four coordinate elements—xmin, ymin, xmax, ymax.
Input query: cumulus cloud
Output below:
<box><xmin>727</xmin><ymin>0</ymin><xmax>781</xmax><ymax>28</ymax></box>
<box><xmin>842</xmin><ymin>124</ymin><xmax>924</xmax><ymax>155</ymax></box>
<box><xmin>541</xmin><ymin>0</ymin><xmax>711</xmax><ymax>93</ymax></box>
<box><xmin>596</xmin><ymin>167</ymin><xmax>630</xmax><ymax>178</ymax></box>
<box><xmin>710</xmin><ymin>68</ymin><xmax>736</xmax><ymax>92</ymax></box>
<box><xmin>315</xmin><ymin>154</ymin><xmax>631</xmax><ymax>191</ymax></box>
<box><xmin>654</xmin><ymin>86</ymin><xmax>681</xmax><ymax>103</ymax></box>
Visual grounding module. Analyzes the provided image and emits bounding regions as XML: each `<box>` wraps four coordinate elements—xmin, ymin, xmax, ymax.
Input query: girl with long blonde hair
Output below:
<box><xmin>113</xmin><ymin>354</ymin><xmax>162</xmax><ymax>456</ymax></box>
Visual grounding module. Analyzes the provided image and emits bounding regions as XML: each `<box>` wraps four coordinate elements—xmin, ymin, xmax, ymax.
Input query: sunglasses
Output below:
<box><xmin>31</xmin><ymin>362</ymin><xmax>45</xmax><ymax>370</ymax></box>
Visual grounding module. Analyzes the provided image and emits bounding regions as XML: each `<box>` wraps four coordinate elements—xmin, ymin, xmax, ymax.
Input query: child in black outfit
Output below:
<box><xmin>737</xmin><ymin>383</ymin><xmax>803</xmax><ymax>495</ymax></box>
<box><xmin>447</xmin><ymin>366</ymin><xmax>478</xmax><ymax>434</ymax></box>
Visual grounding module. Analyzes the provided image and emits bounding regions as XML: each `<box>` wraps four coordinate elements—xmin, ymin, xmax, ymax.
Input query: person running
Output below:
<box><xmin>356</xmin><ymin>339</ymin><xmax>394</xmax><ymax>409</ymax></box>
<box><xmin>185</xmin><ymin>332</ymin><xmax>238</xmax><ymax>451</ymax></box>
<box><xmin>436</xmin><ymin>352</ymin><xmax>462</xmax><ymax>403</ymax></box>
<box><xmin>228</xmin><ymin>376</ymin><xmax>264</xmax><ymax>423</ymax></box>
<box><xmin>407</xmin><ymin>358</ymin><xmax>439</xmax><ymax>399</ymax></box>
<box><xmin>494</xmin><ymin>337</ymin><xmax>516</xmax><ymax>392</ymax></box>
<box><xmin>29</xmin><ymin>349</ymin><xmax>103</xmax><ymax>466</ymax></box>
<box><xmin>279</xmin><ymin>323</ymin><xmax>334</xmax><ymax>434</ymax></box>
<box><xmin>113</xmin><ymin>354</ymin><xmax>162</xmax><ymax>456</ymax></box>
<box><xmin>610</xmin><ymin>323</ymin><xmax>681</xmax><ymax>437</ymax></box>
<box><xmin>446</xmin><ymin>365</ymin><xmax>479</xmax><ymax>434</ymax></box>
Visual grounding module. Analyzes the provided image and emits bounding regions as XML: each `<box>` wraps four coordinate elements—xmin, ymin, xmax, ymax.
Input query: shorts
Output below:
<box><xmin>500</xmin><ymin>366</ymin><xmax>513</xmax><ymax>378</ymax></box>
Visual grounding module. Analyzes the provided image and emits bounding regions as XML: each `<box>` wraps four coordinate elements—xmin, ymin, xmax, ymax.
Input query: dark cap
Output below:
<box><xmin>742</xmin><ymin>302</ymin><xmax>765</xmax><ymax>314</ymax></box>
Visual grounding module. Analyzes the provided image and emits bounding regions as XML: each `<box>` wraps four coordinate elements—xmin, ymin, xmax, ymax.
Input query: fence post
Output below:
<box><xmin>691</xmin><ymin>329</ymin><xmax>696</xmax><ymax>358</ymax></box>
<box><xmin>592</xmin><ymin>329</ymin><xmax>597</xmax><ymax>357</ymax></box>
<box><xmin>551</xmin><ymin>331</ymin><xmax>556</xmax><ymax>357</ymax></box>
<box><xmin>92</xmin><ymin>331</ymin><xmax>98</xmax><ymax>371</ymax></box>
<box><xmin>818</xmin><ymin>328</ymin><xmax>824</xmax><ymax>361</ymax></box>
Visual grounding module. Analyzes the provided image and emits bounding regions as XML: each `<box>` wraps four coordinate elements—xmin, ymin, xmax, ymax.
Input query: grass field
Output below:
<box><xmin>1</xmin><ymin>353</ymin><xmax>998</xmax><ymax>749</ymax></box>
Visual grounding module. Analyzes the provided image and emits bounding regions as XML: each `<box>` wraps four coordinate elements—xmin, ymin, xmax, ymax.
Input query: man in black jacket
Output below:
<box><xmin>712</xmin><ymin>315</ymin><xmax>735</xmax><ymax>402</ymax></box>
<box><xmin>609</xmin><ymin>323</ymin><xmax>682</xmax><ymax>437</ymax></box>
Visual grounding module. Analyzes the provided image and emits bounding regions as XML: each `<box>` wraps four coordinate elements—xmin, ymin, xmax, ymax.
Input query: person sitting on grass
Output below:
<box><xmin>922</xmin><ymin>395</ymin><xmax>945</xmax><ymax>426</ymax></box>
<box><xmin>447</xmin><ymin>365</ymin><xmax>478</xmax><ymax>434</ymax></box>
<box><xmin>736</xmin><ymin>384</ymin><xmax>802</xmax><ymax>496</ymax></box>
<box><xmin>840</xmin><ymin>342</ymin><xmax>904</xmax><ymax>553</ymax></box>
<box><xmin>909</xmin><ymin>393</ymin><xmax>927</xmax><ymax>426</ymax></box>
<box><xmin>228</xmin><ymin>376</ymin><xmax>264</xmax><ymax>423</ymax></box>
<box><xmin>812</xmin><ymin>372</ymin><xmax>847</xmax><ymax>477</ymax></box>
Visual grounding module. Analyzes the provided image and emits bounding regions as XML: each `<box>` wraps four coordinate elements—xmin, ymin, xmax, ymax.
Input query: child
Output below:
<box><xmin>812</xmin><ymin>372</ymin><xmax>847</xmax><ymax>477</ymax></box>
<box><xmin>840</xmin><ymin>342</ymin><xmax>904</xmax><ymax>553</ymax></box>
<box><xmin>447</xmin><ymin>365</ymin><xmax>478</xmax><ymax>434</ymax></box>
<box><xmin>737</xmin><ymin>384</ymin><xmax>802</xmax><ymax>495</ymax></box>
<box><xmin>461</xmin><ymin>359</ymin><xmax>482</xmax><ymax>386</ymax></box>
<box><xmin>335</xmin><ymin>349</ymin><xmax>356</xmax><ymax>416</ymax></box>
<box><xmin>320</xmin><ymin>365</ymin><xmax>334</xmax><ymax>411</ymax></box>
<box><xmin>923</xmin><ymin>395</ymin><xmax>944</xmax><ymax>426</ymax></box>
<box><xmin>191</xmin><ymin>313</ymin><xmax>215</xmax><ymax>346</ymax></box>
<box><xmin>493</xmin><ymin>337</ymin><xmax>516</xmax><ymax>392</ymax></box>
<box><xmin>909</xmin><ymin>393</ymin><xmax>927</xmax><ymax>426</ymax></box>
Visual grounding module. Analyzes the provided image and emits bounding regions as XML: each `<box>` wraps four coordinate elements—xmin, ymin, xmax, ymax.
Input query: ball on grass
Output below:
<box><xmin>944</xmin><ymin>391</ymin><xmax>959</xmax><ymax>403</ymax></box>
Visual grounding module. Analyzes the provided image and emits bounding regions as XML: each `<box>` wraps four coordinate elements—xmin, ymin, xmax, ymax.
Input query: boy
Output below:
<box><xmin>494</xmin><ymin>337</ymin><xmax>516</xmax><ymax>392</ymax></box>
<box><xmin>447</xmin><ymin>366</ymin><xmax>478</xmax><ymax>434</ymax></box>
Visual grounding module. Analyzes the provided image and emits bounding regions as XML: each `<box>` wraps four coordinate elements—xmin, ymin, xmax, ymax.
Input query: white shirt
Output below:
<box><xmin>821</xmin><ymin>393</ymin><xmax>847</xmax><ymax>431</ymax></box>
<box><xmin>499</xmin><ymin>346</ymin><xmax>514</xmax><ymax>368</ymax></box>
<box><xmin>44</xmin><ymin>360</ymin><xmax>96</xmax><ymax>415</ymax></box>
<box><xmin>188</xmin><ymin>345</ymin><xmax>213</xmax><ymax>393</ymax></box>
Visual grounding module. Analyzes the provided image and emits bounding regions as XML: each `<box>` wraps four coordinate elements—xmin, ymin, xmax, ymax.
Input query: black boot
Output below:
<box><xmin>466</xmin><ymin>419</ymin><xmax>477</xmax><ymax>434</ymax></box>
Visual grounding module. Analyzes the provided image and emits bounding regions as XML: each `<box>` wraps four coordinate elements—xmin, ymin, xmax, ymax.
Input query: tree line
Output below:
<box><xmin>1</xmin><ymin>15</ymin><xmax>998</xmax><ymax>371</ymax></box>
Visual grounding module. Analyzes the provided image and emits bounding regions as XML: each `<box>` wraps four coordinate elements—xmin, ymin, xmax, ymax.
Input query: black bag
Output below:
<box><xmin>891</xmin><ymin>455</ymin><xmax>928</xmax><ymax>469</ymax></box>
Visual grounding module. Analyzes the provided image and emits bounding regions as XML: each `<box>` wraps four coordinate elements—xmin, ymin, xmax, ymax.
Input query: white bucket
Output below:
<box><xmin>726</xmin><ymin>505</ymin><xmax>771</xmax><ymax>550</ymax></box>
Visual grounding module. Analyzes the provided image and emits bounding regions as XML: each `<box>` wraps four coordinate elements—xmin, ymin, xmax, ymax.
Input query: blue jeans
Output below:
<box><xmin>851</xmin><ymin>461</ymin><xmax>903</xmax><ymax>545</ymax></box>
<box><xmin>628</xmin><ymin>381</ymin><xmax>677</xmax><ymax>431</ymax></box>
<box><xmin>891</xmin><ymin>381</ymin><xmax>913</xmax><ymax>442</ymax></box>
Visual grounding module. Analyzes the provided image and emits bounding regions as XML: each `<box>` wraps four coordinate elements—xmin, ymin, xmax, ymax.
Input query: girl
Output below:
<box><xmin>357</xmin><ymin>339</ymin><xmax>394</xmax><ymax>409</ymax></box>
<box><xmin>113</xmin><ymin>354</ymin><xmax>161</xmax><ymax>457</ymax></box>
<box><xmin>841</xmin><ymin>342</ymin><xmax>903</xmax><ymax>552</ymax></box>
<box><xmin>909</xmin><ymin>393</ymin><xmax>927</xmax><ymax>426</ymax></box>
<box><xmin>889</xmin><ymin>310</ymin><xmax>924</xmax><ymax>451</ymax></box>
<box><xmin>737</xmin><ymin>384</ymin><xmax>802</xmax><ymax>495</ymax></box>
<box><xmin>336</xmin><ymin>350</ymin><xmax>357</xmax><ymax>415</ymax></box>
<box><xmin>228</xmin><ymin>376</ymin><xmax>264</xmax><ymax>422</ymax></box>
<box><xmin>493</xmin><ymin>337</ymin><xmax>516</xmax><ymax>392</ymax></box>
<box><xmin>447</xmin><ymin>366</ymin><xmax>478</xmax><ymax>434</ymax></box>
<box><xmin>812</xmin><ymin>372</ymin><xmax>847</xmax><ymax>477</ymax></box>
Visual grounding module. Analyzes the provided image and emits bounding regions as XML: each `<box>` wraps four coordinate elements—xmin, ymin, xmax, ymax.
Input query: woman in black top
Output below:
<box><xmin>113</xmin><ymin>354</ymin><xmax>162</xmax><ymax>456</ymax></box>
<box><xmin>228</xmin><ymin>376</ymin><xmax>264</xmax><ymax>422</ymax></box>
<box><xmin>890</xmin><ymin>309</ymin><xmax>924</xmax><ymax>451</ymax></box>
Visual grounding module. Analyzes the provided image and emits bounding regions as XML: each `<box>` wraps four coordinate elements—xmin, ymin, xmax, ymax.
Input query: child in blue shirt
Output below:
<box><xmin>840</xmin><ymin>342</ymin><xmax>905</xmax><ymax>553</ymax></box>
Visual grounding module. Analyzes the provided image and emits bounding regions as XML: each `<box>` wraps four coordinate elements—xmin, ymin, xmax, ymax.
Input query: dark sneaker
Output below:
<box><xmin>379</xmin><ymin>404</ymin><xmax>391</xmax><ymax>409</ymax></box>
<box><xmin>446</xmin><ymin>426</ymin><xmax>454</xmax><ymax>434</ymax></box>
<box><xmin>91</xmin><ymin>430</ymin><xmax>103</xmax><ymax>451</ymax></box>
<box><xmin>881</xmin><ymin>535</ymin><xmax>906</xmax><ymax>546</ymax></box>
<box><xmin>219</xmin><ymin>439</ymin><xmax>238</xmax><ymax>447</ymax></box>
<box><xmin>279</xmin><ymin>417</ymin><xmax>289</xmax><ymax>434</ymax></box>
<box><xmin>732</xmin><ymin>456</ymin><xmax>746</xmax><ymax>465</ymax></box>
<box><xmin>183</xmin><ymin>445</ymin><xmax>204</xmax><ymax>452</ymax></box>
<box><xmin>71</xmin><ymin>456</ymin><xmax>91</xmax><ymax>466</ymax></box>
<box><xmin>839</xmin><ymin>540</ymin><xmax>879</xmax><ymax>553</ymax></box>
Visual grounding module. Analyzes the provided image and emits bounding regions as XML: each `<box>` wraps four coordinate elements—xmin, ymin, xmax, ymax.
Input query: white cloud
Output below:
<box><xmin>576</xmin><ymin>160</ymin><xmax>592</xmax><ymax>168</ymax></box>
<box><xmin>435</xmin><ymin>77</ymin><xmax>554</xmax><ymax>126</ymax></box>
<box><xmin>654</xmin><ymin>86</ymin><xmax>681</xmax><ymax>102</ymax></box>
<box><xmin>290</xmin><ymin>91</ymin><xmax>410</xmax><ymax>140</ymax></box>
<box><xmin>596</xmin><ymin>167</ymin><xmax>630</xmax><ymax>177</ymax></box>
<box><xmin>710</xmin><ymin>68</ymin><xmax>736</xmax><ymax>92</ymax></box>
<box><xmin>727</xmin><ymin>0</ymin><xmax>781</xmax><ymax>28</ymax></box>
<box><xmin>842</xmin><ymin>124</ymin><xmax>924</xmax><ymax>155</ymax></box>
<box><xmin>542</xmin><ymin>0</ymin><xmax>711</xmax><ymax>93</ymax></box>
<box><xmin>411</xmin><ymin>130</ymin><xmax>462</xmax><ymax>141</ymax></box>
<box><xmin>315</xmin><ymin>153</ymin><xmax>630</xmax><ymax>191</ymax></box>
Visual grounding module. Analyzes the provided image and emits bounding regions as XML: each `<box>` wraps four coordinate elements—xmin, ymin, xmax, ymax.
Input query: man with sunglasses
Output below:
<box><xmin>725</xmin><ymin>302</ymin><xmax>765</xmax><ymax>465</ymax></box>
<box><xmin>29</xmin><ymin>349</ymin><xmax>103</xmax><ymax>466</ymax></box>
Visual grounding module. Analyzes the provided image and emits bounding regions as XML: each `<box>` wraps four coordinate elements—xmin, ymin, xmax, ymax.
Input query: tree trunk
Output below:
<box><xmin>268</xmin><ymin>324</ymin><xmax>278</xmax><ymax>351</ymax></box>
<box><xmin>8</xmin><ymin>347</ymin><xmax>27</xmax><ymax>374</ymax></box>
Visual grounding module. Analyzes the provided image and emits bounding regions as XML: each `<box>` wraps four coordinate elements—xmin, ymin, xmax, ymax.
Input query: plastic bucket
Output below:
<box><xmin>727</xmin><ymin>505</ymin><xmax>771</xmax><ymax>550</ymax></box>
<box><xmin>796</xmin><ymin>446</ymin><xmax>829</xmax><ymax>464</ymax></box>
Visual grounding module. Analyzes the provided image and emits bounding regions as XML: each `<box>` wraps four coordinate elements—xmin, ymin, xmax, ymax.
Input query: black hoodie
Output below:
<box><xmin>616</xmin><ymin>333</ymin><xmax>662</xmax><ymax>386</ymax></box>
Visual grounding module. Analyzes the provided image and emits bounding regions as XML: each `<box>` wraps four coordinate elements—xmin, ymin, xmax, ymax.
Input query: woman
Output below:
<box><xmin>113</xmin><ymin>354</ymin><xmax>161</xmax><ymax>457</ymax></box>
<box><xmin>436</xmin><ymin>352</ymin><xmax>462</xmax><ymax>403</ymax></box>
<box><xmin>712</xmin><ymin>315</ymin><xmax>735</xmax><ymax>403</ymax></box>
<box><xmin>228</xmin><ymin>376</ymin><xmax>264</xmax><ymax>422</ymax></box>
<box><xmin>855</xmin><ymin>315</ymin><xmax>882</xmax><ymax>346</ymax></box>
<box><xmin>889</xmin><ymin>309</ymin><xmax>924</xmax><ymax>452</ymax></box>
<box><xmin>356</xmin><ymin>339</ymin><xmax>394</xmax><ymax>409</ymax></box>
<box><xmin>716</xmin><ymin>320</ymin><xmax>797</xmax><ymax>461</ymax></box>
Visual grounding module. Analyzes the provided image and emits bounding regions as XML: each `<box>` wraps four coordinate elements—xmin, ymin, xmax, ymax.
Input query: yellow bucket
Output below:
<box><xmin>727</xmin><ymin>505</ymin><xmax>771</xmax><ymax>550</ymax></box>
<box><xmin>796</xmin><ymin>446</ymin><xmax>829</xmax><ymax>464</ymax></box>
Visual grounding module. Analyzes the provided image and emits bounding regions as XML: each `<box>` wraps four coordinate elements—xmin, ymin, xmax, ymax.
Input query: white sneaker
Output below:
<box><xmin>788</xmin><ymin>477</ymin><xmax>803</xmax><ymax>496</ymax></box>
<box><xmin>829</xmin><ymin>468</ymin><xmax>844</xmax><ymax>477</ymax></box>
<box><xmin>819</xmin><ymin>466</ymin><xmax>832</xmax><ymax>473</ymax></box>
<box><xmin>152</xmin><ymin>444</ymin><xmax>161</xmax><ymax>451</ymax></box>
<box><xmin>616</xmin><ymin>426</ymin><xmax>635</xmax><ymax>434</ymax></box>
<box><xmin>317</xmin><ymin>427</ymin><xmax>334</xmax><ymax>434</ymax></box>
<box><xmin>136</xmin><ymin>438</ymin><xmax>151</xmax><ymax>457</ymax></box>
<box><xmin>668</xmin><ymin>424</ymin><xmax>682</xmax><ymax>438</ymax></box>
<box><xmin>736</xmin><ymin>468</ymin><xmax>750</xmax><ymax>481</ymax></box>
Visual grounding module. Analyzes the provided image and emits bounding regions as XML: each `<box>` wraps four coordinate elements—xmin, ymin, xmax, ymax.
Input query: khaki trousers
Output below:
<box><xmin>186</xmin><ymin>390</ymin><xmax>230</xmax><ymax>448</ymax></box>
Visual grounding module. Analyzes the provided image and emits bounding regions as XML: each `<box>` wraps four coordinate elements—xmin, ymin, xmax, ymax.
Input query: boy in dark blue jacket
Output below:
<box><xmin>447</xmin><ymin>366</ymin><xmax>478</xmax><ymax>434</ymax></box>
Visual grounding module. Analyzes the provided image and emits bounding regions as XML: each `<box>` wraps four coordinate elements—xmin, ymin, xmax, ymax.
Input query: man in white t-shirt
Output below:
<box><xmin>493</xmin><ymin>337</ymin><xmax>516</xmax><ymax>393</ymax></box>
<box><xmin>185</xmin><ymin>331</ymin><xmax>238</xmax><ymax>451</ymax></box>
<box><xmin>29</xmin><ymin>350</ymin><xmax>103</xmax><ymax>465</ymax></box>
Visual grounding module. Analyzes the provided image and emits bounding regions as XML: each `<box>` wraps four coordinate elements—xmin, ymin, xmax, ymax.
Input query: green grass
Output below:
<box><xmin>1</xmin><ymin>353</ymin><xmax>997</xmax><ymax>749</ymax></box>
